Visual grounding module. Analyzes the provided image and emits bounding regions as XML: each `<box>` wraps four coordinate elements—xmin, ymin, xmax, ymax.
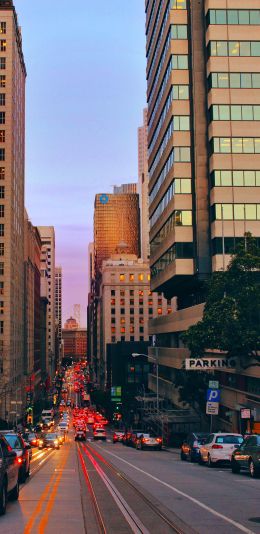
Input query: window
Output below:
<box><xmin>119</xmin><ymin>274</ymin><xmax>125</xmax><ymax>281</ymax></box>
<box><xmin>111</xmin><ymin>290</ymin><xmax>115</xmax><ymax>296</ymax></box>
<box><xmin>0</xmin><ymin>113</ymin><xmax>4</xmax><ymax>125</ymax></box>
<box><xmin>139</xmin><ymin>308</ymin><xmax>144</xmax><ymax>314</ymax></box>
<box><xmin>0</xmin><ymin>224</ymin><xmax>4</xmax><ymax>237</ymax></box>
<box><xmin>149</xmin><ymin>308</ymin><xmax>153</xmax><ymax>314</ymax></box>
<box><xmin>172</xmin><ymin>85</ymin><xmax>189</xmax><ymax>99</ymax></box>
<box><xmin>120</xmin><ymin>298</ymin><xmax>125</xmax><ymax>305</ymax></box>
<box><xmin>0</xmin><ymin>23</ymin><xmax>6</xmax><ymax>35</ymax></box>
<box><xmin>0</xmin><ymin>243</ymin><xmax>4</xmax><ymax>256</ymax></box>
<box><xmin>140</xmin><ymin>326</ymin><xmax>144</xmax><ymax>333</ymax></box>
<box><xmin>172</xmin><ymin>55</ymin><xmax>188</xmax><ymax>69</ymax></box>
<box><xmin>139</xmin><ymin>290</ymin><xmax>144</xmax><ymax>296</ymax></box>
<box><xmin>111</xmin><ymin>327</ymin><xmax>116</xmax><ymax>334</ymax></box>
<box><xmin>111</xmin><ymin>317</ymin><xmax>115</xmax><ymax>324</ymax></box>
<box><xmin>210</xmin><ymin>104</ymin><xmax>260</xmax><ymax>122</ymax></box>
<box><xmin>138</xmin><ymin>273</ymin><xmax>144</xmax><ymax>281</ymax></box>
<box><xmin>111</xmin><ymin>336</ymin><xmax>116</xmax><ymax>343</ymax></box>
<box><xmin>120</xmin><ymin>290</ymin><xmax>125</xmax><ymax>296</ymax></box>
<box><xmin>111</xmin><ymin>308</ymin><xmax>115</xmax><ymax>315</ymax></box>
<box><xmin>130</xmin><ymin>308</ymin><xmax>134</xmax><ymax>315</ymax></box>
<box><xmin>0</xmin><ymin>205</ymin><xmax>4</xmax><ymax>217</ymax></box>
<box><xmin>207</xmin><ymin>9</ymin><xmax>260</xmax><ymax>26</ymax></box>
<box><xmin>171</xmin><ymin>0</ymin><xmax>187</xmax><ymax>10</ymax></box>
<box><xmin>120</xmin><ymin>308</ymin><xmax>125</xmax><ymax>315</ymax></box>
<box><xmin>0</xmin><ymin>76</ymin><xmax>5</xmax><ymax>88</ymax></box>
<box><xmin>130</xmin><ymin>299</ymin><xmax>134</xmax><ymax>306</ymax></box>
<box><xmin>140</xmin><ymin>336</ymin><xmax>144</xmax><ymax>341</ymax></box>
<box><xmin>0</xmin><ymin>262</ymin><xmax>3</xmax><ymax>275</ymax></box>
<box><xmin>130</xmin><ymin>317</ymin><xmax>134</xmax><ymax>324</ymax></box>
<box><xmin>211</xmin><ymin>170</ymin><xmax>260</xmax><ymax>187</ymax></box>
<box><xmin>120</xmin><ymin>318</ymin><xmax>125</xmax><ymax>325</ymax></box>
<box><xmin>171</xmin><ymin>25</ymin><xmax>187</xmax><ymax>39</ymax></box>
<box><xmin>111</xmin><ymin>298</ymin><xmax>115</xmax><ymax>306</ymax></box>
<box><xmin>0</xmin><ymin>149</ymin><xmax>4</xmax><ymax>161</ymax></box>
<box><xmin>158</xmin><ymin>307</ymin><xmax>163</xmax><ymax>315</ymax></box>
<box><xmin>0</xmin><ymin>58</ymin><xmax>5</xmax><ymax>70</ymax></box>
<box><xmin>130</xmin><ymin>290</ymin><xmax>134</xmax><ymax>296</ymax></box>
<box><xmin>174</xmin><ymin>116</ymin><xmax>190</xmax><ymax>130</ymax></box>
<box><xmin>129</xmin><ymin>273</ymin><xmax>134</xmax><ymax>281</ymax></box>
<box><xmin>0</xmin><ymin>40</ymin><xmax>6</xmax><ymax>52</ymax></box>
<box><xmin>139</xmin><ymin>299</ymin><xmax>143</xmax><ymax>305</ymax></box>
<box><xmin>130</xmin><ymin>336</ymin><xmax>135</xmax><ymax>342</ymax></box>
<box><xmin>0</xmin><ymin>320</ymin><xmax>3</xmax><ymax>334</ymax></box>
<box><xmin>0</xmin><ymin>186</ymin><xmax>4</xmax><ymax>198</ymax></box>
<box><xmin>151</xmin><ymin>243</ymin><xmax>194</xmax><ymax>279</ymax></box>
<box><xmin>121</xmin><ymin>336</ymin><xmax>125</xmax><ymax>342</ymax></box>
<box><xmin>139</xmin><ymin>318</ymin><xmax>144</xmax><ymax>324</ymax></box>
<box><xmin>208</xmin><ymin>41</ymin><xmax>260</xmax><ymax>57</ymax></box>
<box><xmin>211</xmin><ymin>137</ymin><xmax>260</xmax><ymax>154</ymax></box>
<box><xmin>212</xmin><ymin>203</ymin><xmax>260</xmax><ymax>220</ymax></box>
<box><xmin>120</xmin><ymin>327</ymin><xmax>125</xmax><ymax>334</ymax></box>
<box><xmin>0</xmin><ymin>94</ymin><xmax>5</xmax><ymax>106</ymax></box>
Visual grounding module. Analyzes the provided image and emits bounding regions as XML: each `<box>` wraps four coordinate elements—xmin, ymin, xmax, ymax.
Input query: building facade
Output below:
<box><xmin>62</xmin><ymin>318</ymin><xmax>87</xmax><ymax>361</ymax></box>
<box><xmin>97</xmin><ymin>251</ymin><xmax>174</xmax><ymax>387</ymax></box>
<box><xmin>145</xmin><ymin>0</ymin><xmax>260</xmax><ymax>429</ymax></box>
<box><xmin>138</xmin><ymin>109</ymin><xmax>150</xmax><ymax>260</ymax></box>
<box><xmin>38</xmin><ymin>226</ymin><xmax>56</xmax><ymax>377</ymax></box>
<box><xmin>55</xmin><ymin>266</ymin><xmax>62</xmax><ymax>350</ymax></box>
<box><xmin>0</xmin><ymin>0</ymin><xmax>26</xmax><ymax>423</ymax></box>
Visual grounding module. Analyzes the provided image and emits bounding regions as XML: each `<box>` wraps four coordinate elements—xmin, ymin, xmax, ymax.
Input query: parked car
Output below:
<box><xmin>0</xmin><ymin>431</ymin><xmax>31</xmax><ymax>483</ymax></box>
<box><xmin>136</xmin><ymin>433</ymin><xmax>163</xmax><ymax>450</ymax></box>
<box><xmin>231</xmin><ymin>434</ymin><xmax>260</xmax><ymax>478</ymax></box>
<box><xmin>0</xmin><ymin>434</ymin><xmax>19</xmax><ymax>515</ymax></box>
<box><xmin>181</xmin><ymin>432</ymin><xmax>209</xmax><ymax>462</ymax></box>
<box><xmin>129</xmin><ymin>430</ymin><xmax>146</xmax><ymax>448</ymax></box>
<box><xmin>113</xmin><ymin>431</ymin><xmax>124</xmax><ymax>443</ymax></box>
<box><xmin>200</xmin><ymin>433</ymin><xmax>243</xmax><ymax>467</ymax></box>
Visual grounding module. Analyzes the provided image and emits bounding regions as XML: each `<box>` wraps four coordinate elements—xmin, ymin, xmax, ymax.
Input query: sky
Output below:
<box><xmin>14</xmin><ymin>0</ymin><xmax>147</xmax><ymax>327</ymax></box>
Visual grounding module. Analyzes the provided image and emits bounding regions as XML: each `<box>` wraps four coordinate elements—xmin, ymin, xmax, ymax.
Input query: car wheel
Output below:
<box><xmin>26</xmin><ymin>464</ymin><xmax>30</xmax><ymax>478</ymax></box>
<box><xmin>180</xmin><ymin>451</ymin><xmax>186</xmax><ymax>461</ymax></box>
<box><xmin>249</xmin><ymin>459</ymin><xmax>259</xmax><ymax>478</ymax></box>
<box><xmin>0</xmin><ymin>481</ymin><xmax>7</xmax><ymax>516</ymax></box>
<box><xmin>207</xmin><ymin>454</ymin><xmax>214</xmax><ymax>468</ymax></box>
<box><xmin>9</xmin><ymin>480</ymin><xmax>19</xmax><ymax>501</ymax></box>
<box><xmin>231</xmin><ymin>461</ymin><xmax>240</xmax><ymax>474</ymax></box>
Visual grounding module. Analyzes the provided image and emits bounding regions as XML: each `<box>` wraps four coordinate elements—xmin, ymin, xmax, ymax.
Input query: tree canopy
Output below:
<box><xmin>182</xmin><ymin>233</ymin><xmax>260</xmax><ymax>367</ymax></box>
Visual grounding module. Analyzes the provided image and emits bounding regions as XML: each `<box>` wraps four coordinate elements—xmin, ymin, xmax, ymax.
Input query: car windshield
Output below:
<box><xmin>59</xmin><ymin>423</ymin><xmax>67</xmax><ymax>426</ymax></box>
<box><xmin>197</xmin><ymin>438</ymin><xmax>207</xmax><ymax>445</ymax></box>
<box><xmin>142</xmin><ymin>434</ymin><xmax>150</xmax><ymax>438</ymax></box>
<box><xmin>46</xmin><ymin>434</ymin><xmax>57</xmax><ymax>439</ymax></box>
<box><xmin>5</xmin><ymin>435</ymin><xmax>22</xmax><ymax>449</ymax></box>
<box><xmin>96</xmin><ymin>429</ymin><xmax>105</xmax><ymax>433</ymax></box>
<box><xmin>216</xmin><ymin>435</ymin><xmax>243</xmax><ymax>444</ymax></box>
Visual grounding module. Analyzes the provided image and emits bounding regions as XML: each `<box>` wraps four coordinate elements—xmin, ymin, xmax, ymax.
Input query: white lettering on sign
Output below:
<box><xmin>185</xmin><ymin>358</ymin><xmax>236</xmax><ymax>370</ymax></box>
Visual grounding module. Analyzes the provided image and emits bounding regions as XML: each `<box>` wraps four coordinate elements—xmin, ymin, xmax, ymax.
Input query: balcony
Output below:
<box><xmin>149</xmin><ymin>302</ymin><xmax>204</xmax><ymax>334</ymax></box>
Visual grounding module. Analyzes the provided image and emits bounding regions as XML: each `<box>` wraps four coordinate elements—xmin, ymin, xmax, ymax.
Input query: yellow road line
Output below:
<box><xmin>23</xmin><ymin>446</ymin><xmax>69</xmax><ymax>534</ymax></box>
<box><xmin>37</xmin><ymin>446</ymin><xmax>71</xmax><ymax>534</ymax></box>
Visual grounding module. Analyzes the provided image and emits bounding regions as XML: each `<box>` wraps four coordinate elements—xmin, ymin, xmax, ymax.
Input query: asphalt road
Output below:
<box><xmin>1</xmin><ymin>426</ymin><xmax>260</xmax><ymax>534</ymax></box>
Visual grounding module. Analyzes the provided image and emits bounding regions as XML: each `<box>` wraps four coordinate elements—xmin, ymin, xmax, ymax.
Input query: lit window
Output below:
<box><xmin>139</xmin><ymin>290</ymin><xmax>144</xmax><ymax>296</ymax></box>
<box><xmin>111</xmin><ymin>327</ymin><xmax>116</xmax><ymax>334</ymax></box>
<box><xmin>111</xmin><ymin>298</ymin><xmax>115</xmax><ymax>306</ymax></box>
<box><xmin>129</xmin><ymin>273</ymin><xmax>134</xmax><ymax>281</ymax></box>
<box><xmin>0</xmin><ymin>40</ymin><xmax>6</xmax><ymax>52</ymax></box>
<box><xmin>0</xmin><ymin>76</ymin><xmax>5</xmax><ymax>88</ymax></box>
<box><xmin>120</xmin><ymin>327</ymin><xmax>125</xmax><ymax>334</ymax></box>
<box><xmin>120</xmin><ymin>298</ymin><xmax>125</xmax><ymax>305</ymax></box>
<box><xmin>0</xmin><ymin>23</ymin><xmax>6</xmax><ymax>35</ymax></box>
<box><xmin>138</xmin><ymin>273</ymin><xmax>144</xmax><ymax>281</ymax></box>
<box><xmin>120</xmin><ymin>318</ymin><xmax>125</xmax><ymax>325</ymax></box>
<box><xmin>119</xmin><ymin>274</ymin><xmax>125</xmax><ymax>281</ymax></box>
<box><xmin>130</xmin><ymin>326</ymin><xmax>134</xmax><ymax>333</ymax></box>
<box><xmin>158</xmin><ymin>308</ymin><xmax>163</xmax><ymax>315</ymax></box>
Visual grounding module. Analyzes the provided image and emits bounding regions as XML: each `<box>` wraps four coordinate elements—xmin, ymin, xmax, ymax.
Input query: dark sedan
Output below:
<box><xmin>181</xmin><ymin>432</ymin><xmax>209</xmax><ymax>462</ymax></box>
<box><xmin>0</xmin><ymin>431</ymin><xmax>31</xmax><ymax>483</ymax></box>
<box><xmin>39</xmin><ymin>433</ymin><xmax>60</xmax><ymax>450</ymax></box>
<box><xmin>231</xmin><ymin>434</ymin><xmax>260</xmax><ymax>478</ymax></box>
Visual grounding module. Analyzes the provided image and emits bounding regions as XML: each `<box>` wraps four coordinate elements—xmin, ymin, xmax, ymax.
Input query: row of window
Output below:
<box><xmin>111</xmin><ymin>298</ymin><xmax>153</xmax><ymax>306</ymax></box>
<box><xmin>118</xmin><ymin>273</ymin><xmax>150</xmax><ymax>282</ymax></box>
<box><xmin>150</xmin><ymin>147</ymin><xmax>191</xmax><ymax>203</ymax></box>
<box><xmin>211</xmin><ymin>170</ymin><xmax>260</xmax><ymax>188</ymax></box>
<box><xmin>209</xmin><ymin>72</ymin><xmax>260</xmax><ymax>90</ymax></box>
<box><xmin>148</xmin><ymin>83</ymin><xmax>189</xmax><ymax>144</ymax></box>
<box><xmin>212</xmin><ymin>236</ymin><xmax>260</xmax><ymax>255</ymax></box>
<box><xmin>150</xmin><ymin>178</ymin><xmax>191</xmax><ymax>228</ymax></box>
<box><xmin>150</xmin><ymin>210</ymin><xmax>192</xmax><ymax>256</ymax></box>
<box><xmin>147</xmin><ymin>0</ymin><xmax>168</xmax><ymax>60</ymax></box>
<box><xmin>111</xmin><ymin>326</ymin><xmax>146</xmax><ymax>334</ymax></box>
<box><xmin>212</xmin><ymin>203</ymin><xmax>260</xmax><ymax>221</ymax></box>
<box><xmin>208</xmin><ymin>41</ymin><xmax>260</xmax><ymax>57</ymax></box>
<box><xmin>147</xmin><ymin>0</ymin><xmax>170</xmax><ymax>79</ymax></box>
<box><xmin>148</xmin><ymin>27</ymin><xmax>171</xmax><ymax>98</ymax></box>
<box><xmin>111</xmin><ymin>289</ymin><xmax>161</xmax><ymax>297</ymax></box>
<box><xmin>112</xmin><ymin>335</ymin><xmax>145</xmax><ymax>343</ymax></box>
<box><xmin>151</xmin><ymin>242</ymin><xmax>194</xmax><ymax>279</ymax></box>
<box><xmin>171</xmin><ymin>24</ymin><xmax>187</xmax><ymax>40</ymax></box>
<box><xmin>111</xmin><ymin>307</ymin><xmax>147</xmax><ymax>315</ymax></box>
<box><xmin>211</xmin><ymin>137</ymin><xmax>260</xmax><ymax>154</ymax></box>
<box><xmin>210</xmin><ymin>104</ymin><xmax>260</xmax><ymax>122</ymax></box>
<box><xmin>207</xmin><ymin>9</ymin><xmax>260</xmax><ymax>26</ymax></box>
<box><xmin>148</xmin><ymin>53</ymin><xmax>188</xmax><ymax>108</ymax></box>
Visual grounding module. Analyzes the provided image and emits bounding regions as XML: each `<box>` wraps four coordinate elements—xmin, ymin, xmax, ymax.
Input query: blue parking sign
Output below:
<box><xmin>206</xmin><ymin>388</ymin><xmax>220</xmax><ymax>402</ymax></box>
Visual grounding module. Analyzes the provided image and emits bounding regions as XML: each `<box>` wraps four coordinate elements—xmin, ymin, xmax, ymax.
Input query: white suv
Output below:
<box><xmin>200</xmin><ymin>433</ymin><xmax>243</xmax><ymax>467</ymax></box>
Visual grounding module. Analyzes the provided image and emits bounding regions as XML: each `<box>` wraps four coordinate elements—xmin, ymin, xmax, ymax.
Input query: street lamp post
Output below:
<box><xmin>132</xmin><ymin>351</ymin><xmax>159</xmax><ymax>413</ymax></box>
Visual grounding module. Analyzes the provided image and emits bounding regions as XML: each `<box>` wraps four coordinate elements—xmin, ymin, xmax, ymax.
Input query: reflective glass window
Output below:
<box><xmin>244</xmin><ymin>171</ymin><xmax>255</xmax><ymax>186</ymax></box>
<box><xmin>251</xmin><ymin>11</ymin><xmax>260</xmax><ymax>24</ymax></box>
<box><xmin>222</xmin><ymin>171</ymin><xmax>232</xmax><ymax>186</ymax></box>
<box><xmin>232</xmin><ymin>138</ymin><xmax>243</xmax><ymax>152</ymax></box>
<box><xmin>246</xmin><ymin>205</ymin><xmax>257</xmax><ymax>219</ymax></box>
<box><xmin>219</xmin><ymin>105</ymin><xmax>230</xmax><ymax>120</ymax></box>
<box><xmin>233</xmin><ymin>171</ymin><xmax>243</xmax><ymax>186</ymax></box>
<box><xmin>251</xmin><ymin>42</ymin><xmax>260</xmax><ymax>56</ymax></box>
<box><xmin>222</xmin><ymin>205</ymin><xmax>233</xmax><ymax>219</ymax></box>
<box><xmin>217</xmin><ymin>42</ymin><xmax>228</xmax><ymax>56</ymax></box>
<box><xmin>238</xmin><ymin>10</ymin><xmax>249</xmax><ymax>24</ymax></box>
<box><xmin>231</xmin><ymin>106</ymin><xmax>241</xmax><ymax>120</ymax></box>
<box><xmin>229</xmin><ymin>42</ymin><xmax>239</xmax><ymax>56</ymax></box>
<box><xmin>230</xmin><ymin>73</ymin><xmax>240</xmax><ymax>88</ymax></box>
<box><xmin>243</xmin><ymin>138</ymin><xmax>254</xmax><ymax>153</ymax></box>
<box><xmin>227</xmin><ymin>10</ymin><xmax>238</xmax><ymax>24</ymax></box>
<box><xmin>240</xmin><ymin>42</ymin><xmax>251</xmax><ymax>56</ymax></box>
<box><xmin>255</xmin><ymin>138</ymin><xmax>260</xmax><ymax>153</ymax></box>
<box><xmin>253</xmin><ymin>73</ymin><xmax>260</xmax><ymax>87</ymax></box>
<box><xmin>256</xmin><ymin>171</ymin><xmax>260</xmax><ymax>186</ymax></box>
<box><xmin>242</xmin><ymin>106</ymin><xmax>253</xmax><ymax>120</ymax></box>
<box><xmin>234</xmin><ymin>205</ymin><xmax>244</xmax><ymax>219</ymax></box>
<box><xmin>220</xmin><ymin>138</ymin><xmax>231</xmax><ymax>153</ymax></box>
<box><xmin>216</xmin><ymin>10</ymin><xmax>226</xmax><ymax>24</ymax></box>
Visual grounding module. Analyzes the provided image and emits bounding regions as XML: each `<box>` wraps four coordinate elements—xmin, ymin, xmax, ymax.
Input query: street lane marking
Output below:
<box><xmin>97</xmin><ymin>447</ymin><xmax>255</xmax><ymax>534</ymax></box>
<box><xmin>37</xmin><ymin>446</ymin><xmax>71</xmax><ymax>534</ymax></box>
<box><xmin>81</xmin><ymin>445</ymin><xmax>149</xmax><ymax>534</ymax></box>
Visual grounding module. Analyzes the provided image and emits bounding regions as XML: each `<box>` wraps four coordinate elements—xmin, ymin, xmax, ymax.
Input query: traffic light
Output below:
<box><xmin>27</xmin><ymin>406</ymin><xmax>33</xmax><ymax>425</ymax></box>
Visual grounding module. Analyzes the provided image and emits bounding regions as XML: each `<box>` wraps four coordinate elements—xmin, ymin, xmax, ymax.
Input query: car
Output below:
<box><xmin>113</xmin><ymin>431</ymin><xmax>124</xmax><ymax>443</ymax></box>
<box><xmin>0</xmin><ymin>434</ymin><xmax>19</xmax><ymax>515</ymax></box>
<box><xmin>136</xmin><ymin>433</ymin><xmax>163</xmax><ymax>450</ymax></box>
<box><xmin>231</xmin><ymin>434</ymin><xmax>260</xmax><ymax>478</ymax></box>
<box><xmin>0</xmin><ymin>431</ymin><xmax>31</xmax><ymax>483</ymax></box>
<box><xmin>122</xmin><ymin>431</ymin><xmax>132</xmax><ymax>446</ymax></box>
<box><xmin>22</xmin><ymin>432</ymin><xmax>39</xmax><ymax>448</ymax></box>
<box><xmin>58</xmin><ymin>421</ymin><xmax>69</xmax><ymax>433</ymax></box>
<box><xmin>200</xmin><ymin>433</ymin><xmax>243</xmax><ymax>467</ymax></box>
<box><xmin>41</xmin><ymin>433</ymin><xmax>60</xmax><ymax>450</ymax></box>
<box><xmin>93</xmin><ymin>428</ymin><xmax>106</xmax><ymax>441</ymax></box>
<box><xmin>87</xmin><ymin>416</ymin><xmax>95</xmax><ymax>425</ymax></box>
<box><xmin>75</xmin><ymin>429</ymin><xmax>86</xmax><ymax>441</ymax></box>
<box><xmin>56</xmin><ymin>432</ymin><xmax>65</xmax><ymax>446</ymax></box>
<box><xmin>181</xmin><ymin>432</ymin><xmax>209</xmax><ymax>462</ymax></box>
<box><xmin>129</xmin><ymin>430</ymin><xmax>146</xmax><ymax>448</ymax></box>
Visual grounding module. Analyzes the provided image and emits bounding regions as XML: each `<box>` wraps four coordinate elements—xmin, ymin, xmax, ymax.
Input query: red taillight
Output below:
<box><xmin>212</xmin><ymin>444</ymin><xmax>223</xmax><ymax>449</ymax></box>
<box><xmin>17</xmin><ymin>457</ymin><xmax>23</xmax><ymax>464</ymax></box>
<box><xmin>156</xmin><ymin>438</ymin><xmax>162</xmax><ymax>442</ymax></box>
<box><xmin>142</xmin><ymin>438</ymin><xmax>149</xmax><ymax>442</ymax></box>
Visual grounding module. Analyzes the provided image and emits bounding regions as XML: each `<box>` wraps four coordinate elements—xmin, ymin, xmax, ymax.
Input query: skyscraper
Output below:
<box><xmin>138</xmin><ymin>109</ymin><xmax>150</xmax><ymax>260</ymax></box>
<box><xmin>38</xmin><ymin>226</ymin><xmax>56</xmax><ymax>377</ymax></box>
<box><xmin>146</xmin><ymin>0</ymin><xmax>260</xmax><ymax>425</ymax></box>
<box><xmin>94</xmin><ymin>191</ymin><xmax>140</xmax><ymax>276</ymax></box>
<box><xmin>0</xmin><ymin>0</ymin><xmax>26</xmax><ymax>421</ymax></box>
<box><xmin>55</xmin><ymin>267</ymin><xmax>62</xmax><ymax>350</ymax></box>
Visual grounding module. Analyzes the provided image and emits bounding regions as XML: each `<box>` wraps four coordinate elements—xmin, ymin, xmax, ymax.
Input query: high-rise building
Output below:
<box><xmin>97</xmin><ymin>250</ymin><xmax>174</xmax><ymax>386</ymax></box>
<box><xmin>113</xmin><ymin>183</ymin><xmax>137</xmax><ymax>194</ymax></box>
<box><xmin>94</xmin><ymin>192</ymin><xmax>140</xmax><ymax>276</ymax></box>
<box><xmin>0</xmin><ymin>0</ymin><xmax>26</xmax><ymax>422</ymax></box>
<box><xmin>138</xmin><ymin>109</ymin><xmax>150</xmax><ymax>260</ymax></box>
<box><xmin>146</xmin><ymin>0</ymin><xmax>260</xmax><ymax>427</ymax></box>
<box><xmin>38</xmin><ymin>227</ymin><xmax>56</xmax><ymax>377</ymax></box>
<box><xmin>73</xmin><ymin>304</ymin><xmax>81</xmax><ymax>328</ymax></box>
<box><xmin>62</xmin><ymin>317</ymin><xmax>87</xmax><ymax>361</ymax></box>
<box><xmin>55</xmin><ymin>267</ymin><xmax>62</xmax><ymax>349</ymax></box>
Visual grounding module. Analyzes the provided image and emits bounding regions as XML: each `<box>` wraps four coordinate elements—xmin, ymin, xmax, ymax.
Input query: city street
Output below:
<box><xmin>1</xmin><ymin>427</ymin><xmax>260</xmax><ymax>534</ymax></box>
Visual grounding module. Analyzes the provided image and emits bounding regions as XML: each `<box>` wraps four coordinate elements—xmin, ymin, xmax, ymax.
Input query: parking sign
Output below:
<box><xmin>206</xmin><ymin>388</ymin><xmax>220</xmax><ymax>402</ymax></box>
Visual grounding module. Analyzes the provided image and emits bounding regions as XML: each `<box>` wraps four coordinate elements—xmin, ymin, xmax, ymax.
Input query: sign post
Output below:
<box><xmin>206</xmin><ymin>386</ymin><xmax>220</xmax><ymax>432</ymax></box>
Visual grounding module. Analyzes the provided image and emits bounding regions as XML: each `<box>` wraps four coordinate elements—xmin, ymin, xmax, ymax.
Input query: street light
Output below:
<box><xmin>131</xmin><ymin>352</ymin><xmax>159</xmax><ymax>413</ymax></box>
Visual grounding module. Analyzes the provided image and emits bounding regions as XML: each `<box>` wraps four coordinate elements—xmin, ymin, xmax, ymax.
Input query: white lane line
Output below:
<box><xmin>82</xmin><ymin>446</ymin><xmax>149</xmax><ymax>534</ymax></box>
<box><xmin>96</xmin><ymin>447</ymin><xmax>255</xmax><ymax>534</ymax></box>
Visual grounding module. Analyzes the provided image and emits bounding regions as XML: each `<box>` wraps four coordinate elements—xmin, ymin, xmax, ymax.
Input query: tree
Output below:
<box><xmin>182</xmin><ymin>233</ymin><xmax>260</xmax><ymax>367</ymax></box>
